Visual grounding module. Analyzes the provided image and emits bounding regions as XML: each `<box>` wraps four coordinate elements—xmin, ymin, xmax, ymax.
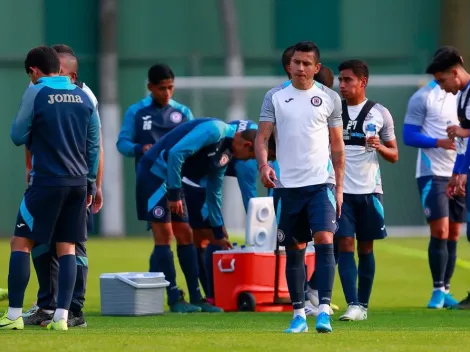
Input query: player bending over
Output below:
<box><xmin>0</xmin><ymin>46</ymin><xmax>100</xmax><ymax>331</ymax></box>
<box><xmin>182</xmin><ymin>119</ymin><xmax>276</xmax><ymax>304</ymax></box>
<box><xmin>23</xmin><ymin>44</ymin><xmax>103</xmax><ymax>329</ymax></box>
<box><xmin>404</xmin><ymin>48</ymin><xmax>464</xmax><ymax>309</ymax></box>
<box><xmin>256</xmin><ymin>41</ymin><xmax>345</xmax><ymax>334</ymax></box>
<box><xmin>135</xmin><ymin>118</ymin><xmax>271</xmax><ymax>313</ymax></box>
<box><xmin>336</xmin><ymin>60</ymin><xmax>398</xmax><ymax>321</ymax></box>
<box><xmin>426</xmin><ymin>46</ymin><xmax>470</xmax><ymax>309</ymax></box>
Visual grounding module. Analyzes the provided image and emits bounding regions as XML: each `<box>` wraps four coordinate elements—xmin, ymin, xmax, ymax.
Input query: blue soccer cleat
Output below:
<box><xmin>315</xmin><ymin>312</ymin><xmax>332</xmax><ymax>333</ymax></box>
<box><xmin>284</xmin><ymin>315</ymin><xmax>308</xmax><ymax>333</ymax></box>
<box><xmin>444</xmin><ymin>292</ymin><xmax>459</xmax><ymax>308</ymax></box>
<box><xmin>427</xmin><ymin>290</ymin><xmax>445</xmax><ymax>309</ymax></box>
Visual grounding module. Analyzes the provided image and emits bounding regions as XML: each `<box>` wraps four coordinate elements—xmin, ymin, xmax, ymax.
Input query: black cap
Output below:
<box><xmin>426</xmin><ymin>46</ymin><xmax>463</xmax><ymax>74</ymax></box>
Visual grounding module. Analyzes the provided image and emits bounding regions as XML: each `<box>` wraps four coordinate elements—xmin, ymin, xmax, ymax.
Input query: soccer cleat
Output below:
<box><xmin>339</xmin><ymin>305</ymin><xmax>367</xmax><ymax>321</ymax></box>
<box><xmin>449</xmin><ymin>292</ymin><xmax>470</xmax><ymax>310</ymax></box>
<box><xmin>443</xmin><ymin>293</ymin><xmax>459</xmax><ymax>308</ymax></box>
<box><xmin>41</xmin><ymin>311</ymin><xmax>87</xmax><ymax>328</ymax></box>
<box><xmin>23</xmin><ymin>308</ymin><xmax>54</xmax><ymax>325</ymax></box>
<box><xmin>284</xmin><ymin>315</ymin><xmax>308</xmax><ymax>333</ymax></box>
<box><xmin>306</xmin><ymin>287</ymin><xmax>335</xmax><ymax>315</ymax></box>
<box><xmin>315</xmin><ymin>312</ymin><xmax>332</xmax><ymax>333</ymax></box>
<box><xmin>305</xmin><ymin>301</ymin><xmax>319</xmax><ymax>316</ymax></box>
<box><xmin>46</xmin><ymin>319</ymin><xmax>68</xmax><ymax>331</ymax></box>
<box><xmin>192</xmin><ymin>299</ymin><xmax>224</xmax><ymax>313</ymax></box>
<box><xmin>0</xmin><ymin>311</ymin><xmax>24</xmax><ymax>330</ymax></box>
<box><xmin>22</xmin><ymin>304</ymin><xmax>39</xmax><ymax>318</ymax></box>
<box><xmin>0</xmin><ymin>288</ymin><xmax>8</xmax><ymax>301</ymax></box>
<box><xmin>170</xmin><ymin>297</ymin><xmax>202</xmax><ymax>313</ymax></box>
<box><xmin>427</xmin><ymin>290</ymin><xmax>445</xmax><ymax>309</ymax></box>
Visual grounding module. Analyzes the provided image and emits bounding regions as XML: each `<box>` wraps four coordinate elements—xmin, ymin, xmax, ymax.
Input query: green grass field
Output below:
<box><xmin>1</xmin><ymin>235</ymin><xmax>470</xmax><ymax>351</ymax></box>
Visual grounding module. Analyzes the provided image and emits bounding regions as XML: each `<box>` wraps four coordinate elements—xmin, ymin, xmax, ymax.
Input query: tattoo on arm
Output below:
<box><xmin>255</xmin><ymin>122</ymin><xmax>274</xmax><ymax>167</ymax></box>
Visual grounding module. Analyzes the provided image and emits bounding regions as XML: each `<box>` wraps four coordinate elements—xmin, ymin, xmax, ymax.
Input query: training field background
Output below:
<box><xmin>1</xmin><ymin>235</ymin><xmax>470</xmax><ymax>351</ymax></box>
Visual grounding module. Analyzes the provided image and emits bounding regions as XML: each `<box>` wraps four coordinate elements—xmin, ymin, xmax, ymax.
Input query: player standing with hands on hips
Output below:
<box><xmin>255</xmin><ymin>41</ymin><xmax>345</xmax><ymax>334</ymax></box>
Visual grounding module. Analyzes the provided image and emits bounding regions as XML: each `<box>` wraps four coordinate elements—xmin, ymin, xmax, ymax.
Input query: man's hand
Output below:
<box><xmin>335</xmin><ymin>187</ymin><xmax>343</xmax><ymax>218</ymax></box>
<box><xmin>169</xmin><ymin>200</ymin><xmax>184</xmax><ymax>215</ymax></box>
<box><xmin>437</xmin><ymin>139</ymin><xmax>456</xmax><ymax>150</ymax></box>
<box><xmin>366</xmin><ymin>136</ymin><xmax>381</xmax><ymax>150</ymax></box>
<box><xmin>455</xmin><ymin>174</ymin><xmax>467</xmax><ymax>197</ymax></box>
<box><xmin>447</xmin><ymin>125</ymin><xmax>470</xmax><ymax>139</ymax></box>
<box><xmin>93</xmin><ymin>187</ymin><xmax>103</xmax><ymax>214</ymax></box>
<box><xmin>87</xmin><ymin>195</ymin><xmax>93</xmax><ymax>207</ymax></box>
<box><xmin>213</xmin><ymin>237</ymin><xmax>233</xmax><ymax>250</ymax></box>
<box><xmin>259</xmin><ymin>164</ymin><xmax>277</xmax><ymax>188</ymax></box>
<box><xmin>446</xmin><ymin>174</ymin><xmax>459</xmax><ymax>199</ymax></box>
<box><xmin>142</xmin><ymin>144</ymin><xmax>152</xmax><ymax>153</ymax></box>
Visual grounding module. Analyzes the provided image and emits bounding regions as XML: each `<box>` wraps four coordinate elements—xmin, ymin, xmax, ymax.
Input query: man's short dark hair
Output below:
<box><xmin>24</xmin><ymin>46</ymin><xmax>60</xmax><ymax>75</ymax></box>
<box><xmin>148</xmin><ymin>64</ymin><xmax>175</xmax><ymax>85</ymax></box>
<box><xmin>338</xmin><ymin>59</ymin><xmax>369</xmax><ymax>80</ymax></box>
<box><xmin>316</xmin><ymin>66</ymin><xmax>334</xmax><ymax>88</ymax></box>
<box><xmin>51</xmin><ymin>44</ymin><xmax>76</xmax><ymax>56</ymax></box>
<box><xmin>426</xmin><ymin>46</ymin><xmax>463</xmax><ymax>74</ymax></box>
<box><xmin>282</xmin><ymin>45</ymin><xmax>295</xmax><ymax>75</ymax></box>
<box><xmin>292</xmin><ymin>41</ymin><xmax>321</xmax><ymax>62</ymax></box>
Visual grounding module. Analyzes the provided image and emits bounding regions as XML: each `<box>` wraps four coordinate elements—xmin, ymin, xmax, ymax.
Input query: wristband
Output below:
<box><xmin>259</xmin><ymin>163</ymin><xmax>269</xmax><ymax>172</ymax></box>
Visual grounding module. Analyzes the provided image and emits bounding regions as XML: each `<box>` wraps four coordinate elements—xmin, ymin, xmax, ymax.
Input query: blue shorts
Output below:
<box><xmin>183</xmin><ymin>182</ymin><xmax>210</xmax><ymax>229</ymax></box>
<box><xmin>417</xmin><ymin>176</ymin><xmax>465</xmax><ymax>223</ymax></box>
<box><xmin>276</xmin><ymin>183</ymin><xmax>337</xmax><ymax>246</ymax></box>
<box><xmin>136</xmin><ymin>169</ymin><xmax>188</xmax><ymax>223</ymax></box>
<box><xmin>336</xmin><ymin>193</ymin><xmax>387</xmax><ymax>241</ymax></box>
<box><xmin>14</xmin><ymin>186</ymin><xmax>88</xmax><ymax>244</ymax></box>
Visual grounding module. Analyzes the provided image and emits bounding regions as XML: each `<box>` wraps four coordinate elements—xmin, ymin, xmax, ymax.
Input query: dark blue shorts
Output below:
<box><xmin>276</xmin><ymin>183</ymin><xmax>337</xmax><ymax>246</ymax></box>
<box><xmin>336</xmin><ymin>193</ymin><xmax>387</xmax><ymax>241</ymax></box>
<box><xmin>136</xmin><ymin>169</ymin><xmax>188</xmax><ymax>223</ymax></box>
<box><xmin>417</xmin><ymin>176</ymin><xmax>465</xmax><ymax>223</ymax></box>
<box><xmin>14</xmin><ymin>186</ymin><xmax>88</xmax><ymax>244</ymax></box>
<box><xmin>183</xmin><ymin>182</ymin><xmax>210</xmax><ymax>229</ymax></box>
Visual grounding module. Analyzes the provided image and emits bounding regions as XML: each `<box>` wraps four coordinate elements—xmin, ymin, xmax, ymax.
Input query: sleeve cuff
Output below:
<box><xmin>167</xmin><ymin>188</ymin><xmax>183</xmax><ymax>201</ymax></box>
<box><xmin>134</xmin><ymin>144</ymin><xmax>143</xmax><ymax>156</ymax></box>
<box><xmin>212</xmin><ymin>226</ymin><xmax>225</xmax><ymax>240</ymax></box>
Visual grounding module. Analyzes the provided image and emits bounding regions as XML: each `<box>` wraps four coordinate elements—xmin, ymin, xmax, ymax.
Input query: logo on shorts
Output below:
<box><xmin>170</xmin><ymin>112</ymin><xmax>182</xmax><ymax>123</ymax></box>
<box><xmin>311</xmin><ymin>96</ymin><xmax>322</xmax><ymax>107</ymax></box>
<box><xmin>153</xmin><ymin>206</ymin><xmax>165</xmax><ymax>218</ymax></box>
<box><xmin>219</xmin><ymin>154</ymin><xmax>230</xmax><ymax>166</ymax></box>
<box><xmin>277</xmin><ymin>229</ymin><xmax>285</xmax><ymax>243</ymax></box>
<box><xmin>424</xmin><ymin>207</ymin><xmax>431</xmax><ymax>218</ymax></box>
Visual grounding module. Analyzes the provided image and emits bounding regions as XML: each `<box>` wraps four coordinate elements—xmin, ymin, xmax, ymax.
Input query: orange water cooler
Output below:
<box><xmin>212</xmin><ymin>245</ymin><xmax>315</xmax><ymax>312</ymax></box>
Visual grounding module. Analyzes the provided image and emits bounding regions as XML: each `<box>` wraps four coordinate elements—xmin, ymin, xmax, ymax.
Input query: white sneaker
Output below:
<box><xmin>339</xmin><ymin>305</ymin><xmax>367</xmax><ymax>321</ymax></box>
<box><xmin>306</xmin><ymin>287</ymin><xmax>334</xmax><ymax>315</ymax></box>
<box><xmin>304</xmin><ymin>301</ymin><xmax>319</xmax><ymax>316</ymax></box>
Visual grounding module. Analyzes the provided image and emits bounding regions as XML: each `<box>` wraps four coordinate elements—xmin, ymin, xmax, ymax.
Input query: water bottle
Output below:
<box><xmin>447</xmin><ymin>120</ymin><xmax>466</xmax><ymax>154</ymax></box>
<box><xmin>365</xmin><ymin>124</ymin><xmax>376</xmax><ymax>152</ymax></box>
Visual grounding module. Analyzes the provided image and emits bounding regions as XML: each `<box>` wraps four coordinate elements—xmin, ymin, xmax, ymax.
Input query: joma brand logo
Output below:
<box><xmin>48</xmin><ymin>94</ymin><xmax>84</xmax><ymax>104</ymax></box>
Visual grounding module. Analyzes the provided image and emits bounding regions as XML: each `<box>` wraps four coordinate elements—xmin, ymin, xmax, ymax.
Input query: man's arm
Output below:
<box><xmin>328</xmin><ymin>93</ymin><xmax>345</xmax><ymax>192</ymax></box>
<box><xmin>86</xmin><ymin>107</ymin><xmax>101</xmax><ymax>195</ymax></box>
<box><xmin>234</xmin><ymin>159</ymin><xmax>258</xmax><ymax>212</ymax></box>
<box><xmin>376</xmin><ymin>105</ymin><xmax>399</xmax><ymax>163</ymax></box>
<box><xmin>10</xmin><ymin>87</ymin><xmax>38</xmax><ymax>146</ymax></box>
<box><xmin>255</xmin><ymin>90</ymin><xmax>276</xmax><ymax>168</ymax></box>
<box><xmin>167</xmin><ymin>120</ymin><xmax>226</xmax><ymax>201</ymax></box>
<box><xmin>97</xmin><ymin>129</ymin><xmax>104</xmax><ymax>189</ymax></box>
<box><xmin>205</xmin><ymin>167</ymin><xmax>227</xmax><ymax>239</ymax></box>
<box><xmin>116</xmin><ymin>105</ymin><xmax>141</xmax><ymax>157</ymax></box>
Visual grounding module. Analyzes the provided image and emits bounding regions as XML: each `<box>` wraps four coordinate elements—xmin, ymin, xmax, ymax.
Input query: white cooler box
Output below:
<box><xmin>100</xmin><ymin>272</ymin><xmax>169</xmax><ymax>316</ymax></box>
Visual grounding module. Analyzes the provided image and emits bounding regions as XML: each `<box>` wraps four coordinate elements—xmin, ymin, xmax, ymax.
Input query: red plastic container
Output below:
<box><xmin>213</xmin><ymin>247</ymin><xmax>315</xmax><ymax>312</ymax></box>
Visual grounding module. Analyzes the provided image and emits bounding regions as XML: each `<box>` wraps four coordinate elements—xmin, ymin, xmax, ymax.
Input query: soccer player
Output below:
<box><xmin>403</xmin><ymin>63</ymin><xmax>464</xmax><ymax>309</ymax></box>
<box><xmin>280</xmin><ymin>45</ymin><xmax>340</xmax><ymax>316</ymax></box>
<box><xmin>23</xmin><ymin>44</ymin><xmax>102</xmax><ymax>328</ymax></box>
<box><xmin>426</xmin><ymin>46</ymin><xmax>470</xmax><ymax>309</ymax></box>
<box><xmin>335</xmin><ymin>60</ymin><xmax>398</xmax><ymax>321</ymax></box>
<box><xmin>116</xmin><ymin>64</ymin><xmax>207</xmax><ymax>313</ymax></box>
<box><xmin>256</xmin><ymin>41</ymin><xmax>345</xmax><ymax>334</ymax></box>
<box><xmin>182</xmin><ymin>119</ymin><xmax>276</xmax><ymax>303</ymax></box>
<box><xmin>0</xmin><ymin>46</ymin><xmax>100</xmax><ymax>330</ymax></box>
<box><xmin>136</xmin><ymin>117</ymin><xmax>270</xmax><ymax>313</ymax></box>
